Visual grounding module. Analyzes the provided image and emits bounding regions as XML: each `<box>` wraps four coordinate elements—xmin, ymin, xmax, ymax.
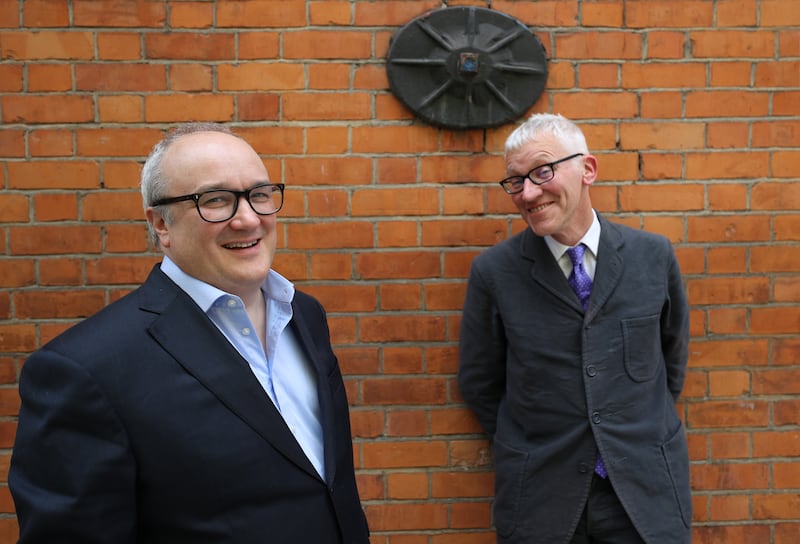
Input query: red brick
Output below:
<box><xmin>144</xmin><ymin>94</ymin><xmax>235</xmax><ymax>123</ymax></box>
<box><xmin>15</xmin><ymin>289</ymin><xmax>106</xmax><ymax>319</ymax></box>
<box><xmin>145</xmin><ymin>33</ymin><xmax>234</xmax><ymax>60</ymax></box>
<box><xmin>10</xmin><ymin>225</ymin><xmax>102</xmax><ymax>255</ymax></box>
<box><xmin>27</xmin><ymin>64</ymin><xmax>72</xmax><ymax>92</ymax></box>
<box><xmin>360</xmin><ymin>316</ymin><xmax>447</xmax><ymax>343</ymax></box>
<box><xmin>309</xmin><ymin>63</ymin><xmax>351</xmax><ymax>90</ymax></box>
<box><xmin>1</xmin><ymin>30</ymin><xmax>93</xmax><ymax>60</ymax></box>
<box><xmin>85</xmin><ymin>256</ymin><xmax>158</xmax><ymax>286</ymax></box>
<box><xmin>687</xmin><ymin>215</ymin><xmax>771</xmax><ymax>242</ymax></box>
<box><xmin>169</xmin><ymin>64</ymin><xmax>213</xmax><ymax>92</ymax></box>
<box><xmin>39</xmin><ymin>257</ymin><xmax>82</xmax><ymax>286</ymax></box>
<box><xmin>216</xmin><ymin>1</ymin><xmax>305</xmax><ymax>28</ymax></box>
<box><xmin>380</xmin><ymin>284</ymin><xmax>422</xmax><ymax>311</ymax></box>
<box><xmin>382</xmin><ymin>347</ymin><xmax>423</xmax><ymax>375</ymax></box>
<box><xmin>691</xmin><ymin>462</ymin><xmax>770</xmax><ymax>490</ymax></box>
<box><xmin>284</xmin><ymin>156</ymin><xmax>371</xmax><ymax>186</ymax></box>
<box><xmin>710</xmin><ymin>494</ymin><xmax>751</xmax><ymax>522</ymax></box>
<box><xmin>710</xmin><ymin>433</ymin><xmax>752</xmax><ymax>460</ymax></box>
<box><xmin>688</xmin><ymin>278</ymin><xmax>770</xmax><ymax>305</ymax></box>
<box><xmin>750</xmin><ymin>307</ymin><xmax>800</xmax><ymax>335</ymax></box>
<box><xmin>364</xmin><ymin>501</ymin><xmax>448</xmax><ymax>531</ymax></box>
<box><xmin>2</xmin><ymin>95</ymin><xmax>94</xmax><ymax>124</ymax></box>
<box><xmin>76</xmin><ymin>64</ymin><xmax>166</xmax><ymax>92</ymax></box>
<box><xmin>309</xmin><ymin>2</ymin><xmax>352</xmax><ymax>26</ymax></box>
<box><xmin>753</xmin><ymin>493</ymin><xmax>800</xmax><ymax>520</ymax></box>
<box><xmin>96</xmin><ymin>32</ymin><xmax>142</xmax><ymax>60</ymax></box>
<box><xmin>690</xmin><ymin>30</ymin><xmax>774</xmax><ymax>57</ymax></box>
<box><xmin>556</xmin><ymin>32</ymin><xmax>642</xmax><ymax>59</ymax></box>
<box><xmin>688</xmin><ymin>400</ymin><xmax>770</xmax><ymax>429</ymax></box>
<box><xmin>627</xmin><ymin>1</ymin><xmax>713</xmax><ymax>27</ymax></box>
<box><xmin>620</xmin><ymin>184</ymin><xmax>704</xmax><ymax>211</ymax></box>
<box><xmin>169</xmin><ymin>1</ymin><xmax>214</xmax><ymax>28</ymax></box>
<box><xmin>76</xmin><ymin>128</ymin><xmax>162</xmax><ymax>157</ymax></box>
<box><xmin>286</xmin><ymin>222</ymin><xmax>372</xmax><ymax>249</ymax></box>
<box><xmin>307</xmin><ymin>253</ymin><xmax>350</xmax><ymax>280</ymax></box>
<box><xmin>386</xmin><ymin>409</ymin><xmax>426</xmax><ymax>436</ymax></box>
<box><xmin>301</xmin><ymin>284</ymin><xmax>376</xmax><ymax>313</ymax></box>
<box><xmin>362</xmin><ymin>440</ymin><xmax>448</xmax><ymax>469</ymax></box>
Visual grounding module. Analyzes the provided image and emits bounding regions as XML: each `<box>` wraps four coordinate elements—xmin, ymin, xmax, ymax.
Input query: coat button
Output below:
<box><xmin>586</xmin><ymin>365</ymin><xmax>597</xmax><ymax>377</ymax></box>
<box><xmin>578</xmin><ymin>463</ymin><xmax>589</xmax><ymax>473</ymax></box>
<box><xmin>592</xmin><ymin>411</ymin><xmax>601</xmax><ymax>424</ymax></box>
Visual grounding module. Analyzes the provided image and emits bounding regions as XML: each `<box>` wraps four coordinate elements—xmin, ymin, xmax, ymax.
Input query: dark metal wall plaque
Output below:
<box><xmin>386</xmin><ymin>6</ymin><xmax>548</xmax><ymax>130</ymax></box>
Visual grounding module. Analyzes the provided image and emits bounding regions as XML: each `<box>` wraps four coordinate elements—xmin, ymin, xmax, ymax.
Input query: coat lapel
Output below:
<box><xmin>289</xmin><ymin>304</ymin><xmax>338</xmax><ymax>486</ymax></box>
<box><xmin>519</xmin><ymin>217</ymin><xmax>626</xmax><ymax>320</ymax></box>
<box><xmin>586</xmin><ymin>217</ymin><xmax>625</xmax><ymax>322</ymax></box>
<box><xmin>521</xmin><ymin>228</ymin><xmax>581</xmax><ymax>310</ymax></box>
<box><xmin>138</xmin><ymin>267</ymin><xmax>320</xmax><ymax>479</ymax></box>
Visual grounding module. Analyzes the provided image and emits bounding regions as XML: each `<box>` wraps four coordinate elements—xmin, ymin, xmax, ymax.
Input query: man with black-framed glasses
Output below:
<box><xmin>458</xmin><ymin>113</ymin><xmax>691</xmax><ymax>544</ymax></box>
<box><xmin>10</xmin><ymin>123</ymin><xmax>370</xmax><ymax>544</ymax></box>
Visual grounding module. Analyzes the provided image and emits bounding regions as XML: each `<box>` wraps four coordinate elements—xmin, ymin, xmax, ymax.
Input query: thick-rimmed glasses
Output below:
<box><xmin>499</xmin><ymin>153</ymin><xmax>584</xmax><ymax>194</ymax></box>
<box><xmin>151</xmin><ymin>183</ymin><xmax>285</xmax><ymax>223</ymax></box>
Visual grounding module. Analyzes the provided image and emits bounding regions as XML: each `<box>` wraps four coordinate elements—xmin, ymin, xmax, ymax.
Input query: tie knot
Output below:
<box><xmin>566</xmin><ymin>244</ymin><xmax>585</xmax><ymax>267</ymax></box>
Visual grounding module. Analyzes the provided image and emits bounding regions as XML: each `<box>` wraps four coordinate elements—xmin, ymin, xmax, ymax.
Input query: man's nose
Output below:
<box><xmin>229</xmin><ymin>194</ymin><xmax>262</xmax><ymax>225</ymax></box>
<box><xmin>519</xmin><ymin>178</ymin><xmax>543</xmax><ymax>198</ymax></box>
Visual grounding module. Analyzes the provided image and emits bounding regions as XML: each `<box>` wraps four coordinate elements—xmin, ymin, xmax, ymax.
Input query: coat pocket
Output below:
<box><xmin>621</xmin><ymin>314</ymin><xmax>662</xmax><ymax>382</ymax></box>
<box><xmin>661</xmin><ymin>424</ymin><xmax>692</xmax><ymax>528</ymax></box>
<box><xmin>492</xmin><ymin>438</ymin><xmax>529</xmax><ymax>539</ymax></box>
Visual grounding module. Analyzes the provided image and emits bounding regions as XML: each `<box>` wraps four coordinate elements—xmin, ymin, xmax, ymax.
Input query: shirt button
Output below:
<box><xmin>592</xmin><ymin>412</ymin><xmax>601</xmax><ymax>424</ymax></box>
<box><xmin>227</xmin><ymin>299</ymin><xmax>237</xmax><ymax>307</ymax></box>
<box><xmin>586</xmin><ymin>365</ymin><xmax>597</xmax><ymax>377</ymax></box>
<box><xmin>242</xmin><ymin>327</ymin><xmax>251</xmax><ymax>336</ymax></box>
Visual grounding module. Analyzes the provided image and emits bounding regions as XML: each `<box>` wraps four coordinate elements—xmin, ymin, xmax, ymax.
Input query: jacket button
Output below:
<box><xmin>578</xmin><ymin>463</ymin><xmax>589</xmax><ymax>473</ymax></box>
<box><xmin>592</xmin><ymin>411</ymin><xmax>601</xmax><ymax>424</ymax></box>
<box><xmin>586</xmin><ymin>365</ymin><xmax>597</xmax><ymax>377</ymax></box>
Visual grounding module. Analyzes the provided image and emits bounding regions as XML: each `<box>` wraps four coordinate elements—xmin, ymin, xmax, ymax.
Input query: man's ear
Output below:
<box><xmin>145</xmin><ymin>207</ymin><xmax>170</xmax><ymax>248</ymax></box>
<box><xmin>582</xmin><ymin>154</ymin><xmax>599</xmax><ymax>187</ymax></box>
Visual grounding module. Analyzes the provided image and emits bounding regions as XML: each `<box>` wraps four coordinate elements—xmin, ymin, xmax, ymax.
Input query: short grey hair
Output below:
<box><xmin>504</xmin><ymin>113</ymin><xmax>589</xmax><ymax>158</ymax></box>
<box><xmin>140</xmin><ymin>122</ymin><xmax>241</xmax><ymax>246</ymax></box>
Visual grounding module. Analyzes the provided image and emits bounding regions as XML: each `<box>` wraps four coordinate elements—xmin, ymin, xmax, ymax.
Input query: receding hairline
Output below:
<box><xmin>504</xmin><ymin>113</ymin><xmax>589</xmax><ymax>158</ymax></box>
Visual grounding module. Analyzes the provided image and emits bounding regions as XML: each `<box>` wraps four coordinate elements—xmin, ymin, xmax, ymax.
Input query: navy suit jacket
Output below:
<box><xmin>458</xmin><ymin>216</ymin><xmax>691</xmax><ymax>544</ymax></box>
<box><xmin>10</xmin><ymin>265</ymin><xmax>370</xmax><ymax>544</ymax></box>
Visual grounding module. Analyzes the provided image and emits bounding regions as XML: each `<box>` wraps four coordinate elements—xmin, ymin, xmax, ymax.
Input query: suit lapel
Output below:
<box><xmin>521</xmin><ymin>229</ymin><xmax>581</xmax><ymax>310</ymax></box>
<box><xmin>289</xmin><ymin>303</ymin><xmax>337</xmax><ymax>486</ymax></box>
<box><xmin>519</xmin><ymin>218</ymin><xmax>626</xmax><ymax>320</ymax></box>
<box><xmin>586</xmin><ymin>217</ymin><xmax>625</xmax><ymax>322</ymax></box>
<box><xmin>138</xmin><ymin>267</ymin><xmax>319</xmax><ymax>479</ymax></box>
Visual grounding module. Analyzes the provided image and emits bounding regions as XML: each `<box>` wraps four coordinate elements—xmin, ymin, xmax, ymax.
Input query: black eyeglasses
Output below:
<box><xmin>499</xmin><ymin>153</ymin><xmax>584</xmax><ymax>194</ymax></box>
<box><xmin>151</xmin><ymin>183</ymin><xmax>285</xmax><ymax>223</ymax></box>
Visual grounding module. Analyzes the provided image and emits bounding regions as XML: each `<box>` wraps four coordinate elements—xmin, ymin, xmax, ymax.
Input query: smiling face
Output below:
<box><xmin>506</xmin><ymin>130</ymin><xmax>598</xmax><ymax>246</ymax></box>
<box><xmin>146</xmin><ymin>131</ymin><xmax>277</xmax><ymax>302</ymax></box>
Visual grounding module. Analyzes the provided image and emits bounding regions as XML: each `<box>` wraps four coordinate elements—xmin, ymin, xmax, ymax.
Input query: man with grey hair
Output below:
<box><xmin>10</xmin><ymin>122</ymin><xmax>370</xmax><ymax>544</ymax></box>
<box><xmin>458</xmin><ymin>113</ymin><xmax>691</xmax><ymax>543</ymax></box>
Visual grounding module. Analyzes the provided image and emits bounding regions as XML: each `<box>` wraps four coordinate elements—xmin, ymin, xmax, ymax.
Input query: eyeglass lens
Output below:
<box><xmin>197</xmin><ymin>185</ymin><xmax>283</xmax><ymax>222</ymax></box>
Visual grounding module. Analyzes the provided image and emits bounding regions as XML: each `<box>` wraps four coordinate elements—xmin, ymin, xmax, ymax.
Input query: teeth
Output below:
<box><xmin>530</xmin><ymin>203</ymin><xmax>549</xmax><ymax>213</ymax></box>
<box><xmin>224</xmin><ymin>240</ymin><xmax>258</xmax><ymax>249</ymax></box>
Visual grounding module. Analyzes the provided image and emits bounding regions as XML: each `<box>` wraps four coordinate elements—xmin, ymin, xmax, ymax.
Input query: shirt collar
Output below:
<box><xmin>159</xmin><ymin>255</ymin><xmax>294</xmax><ymax>312</ymax></box>
<box><xmin>544</xmin><ymin>209</ymin><xmax>601</xmax><ymax>260</ymax></box>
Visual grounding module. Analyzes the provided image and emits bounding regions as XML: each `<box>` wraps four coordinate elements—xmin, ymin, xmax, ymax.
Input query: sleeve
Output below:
<box><xmin>457</xmin><ymin>259</ymin><xmax>507</xmax><ymax>437</ymax></box>
<box><xmin>661</xmin><ymin>245</ymin><xmax>691</xmax><ymax>401</ymax></box>
<box><xmin>9</xmin><ymin>348</ymin><xmax>137</xmax><ymax>544</ymax></box>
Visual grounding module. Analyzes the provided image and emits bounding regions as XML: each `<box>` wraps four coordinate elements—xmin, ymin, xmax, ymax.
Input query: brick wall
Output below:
<box><xmin>1</xmin><ymin>0</ymin><xmax>798</xmax><ymax>542</ymax></box>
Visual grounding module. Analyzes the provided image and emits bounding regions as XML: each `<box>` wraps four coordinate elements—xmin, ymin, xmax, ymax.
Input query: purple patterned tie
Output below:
<box><xmin>566</xmin><ymin>244</ymin><xmax>592</xmax><ymax>310</ymax></box>
<box><xmin>566</xmin><ymin>245</ymin><xmax>607</xmax><ymax>478</ymax></box>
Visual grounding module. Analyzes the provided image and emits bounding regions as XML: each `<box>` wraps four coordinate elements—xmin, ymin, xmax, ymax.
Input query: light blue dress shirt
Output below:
<box><xmin>160</xmin><ymin>256</ymin><xmax>326</xmax><ymax>480</ymax></box>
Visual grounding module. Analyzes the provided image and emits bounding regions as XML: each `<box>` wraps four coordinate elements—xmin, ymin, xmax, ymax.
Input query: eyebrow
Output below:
<box><xmin>192</xmin><ymin>180</ymin><xmax>272</xmax><ymax>193</ymax></box>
